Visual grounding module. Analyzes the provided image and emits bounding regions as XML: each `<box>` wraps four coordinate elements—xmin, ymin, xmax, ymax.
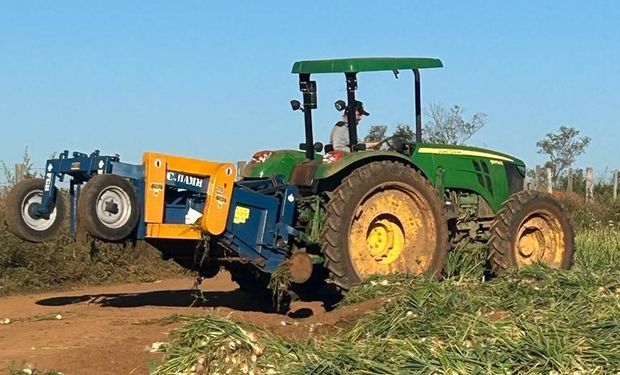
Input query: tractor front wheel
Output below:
<box><xmin>321</xmin><ymin>161</ymin><xmax>449</xmax><ymax>290</ymax></box>
<box><xmin>488</xmin><ymin>190</ymin><xmax>575</xmax><ymax>274</ymax></box>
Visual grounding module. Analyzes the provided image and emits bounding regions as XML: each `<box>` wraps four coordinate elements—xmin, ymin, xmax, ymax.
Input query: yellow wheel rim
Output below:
<box><xmin>515</xmin><ymin>210</ymin><xmax>566</xmax><ymax>267</ymax></box>
<box><xmin>349</xmin><ymin>184</ymin><xmax>437</xmax><ymax>279</ymax></box>
<box><xmin>366</xmin><ymin>219</ymin><xmax>405</xmax><ymax>264</ymax></box>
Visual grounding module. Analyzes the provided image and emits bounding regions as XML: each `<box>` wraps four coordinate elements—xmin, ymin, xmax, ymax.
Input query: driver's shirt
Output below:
<box><xmin>330</xmin><ymin>121</ymin><xmax>350</xmax><ymax>152</ymax></box>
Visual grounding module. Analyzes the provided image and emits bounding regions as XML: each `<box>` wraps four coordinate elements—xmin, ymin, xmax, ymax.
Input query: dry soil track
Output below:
<box><xmin>0</xmin><ymin>271</ymin><xmax>374</xmax><ymax>375</ymax></box>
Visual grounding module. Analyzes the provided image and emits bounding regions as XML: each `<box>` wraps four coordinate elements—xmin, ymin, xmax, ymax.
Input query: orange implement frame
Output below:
<box><xmin>142</xmin><ymin>152</ymin><xmax>236</xmax><ymax>240</ymax></box>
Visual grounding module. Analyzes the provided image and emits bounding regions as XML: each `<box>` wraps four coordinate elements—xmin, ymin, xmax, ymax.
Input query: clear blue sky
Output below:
<box><xmin>1</xmin><ymin>1</ymin><xmax>618</xmax><ymax>180</ymax></box>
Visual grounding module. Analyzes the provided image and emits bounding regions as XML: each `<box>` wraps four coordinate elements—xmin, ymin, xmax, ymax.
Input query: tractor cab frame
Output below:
<box><xmin>290</xmin><ymin>57</ymin><xmax>444</xmax><ymax>159</ymax></box>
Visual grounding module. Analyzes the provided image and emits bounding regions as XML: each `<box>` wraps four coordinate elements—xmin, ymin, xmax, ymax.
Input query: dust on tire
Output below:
<box><xmin>488</xmin><ymin>190</ymin><xmax>575</xmax><ymax>275</ymax></box>
<box><xmin>320</xmin><ymin>161</ymin><xmax>449</xmax><ymax>290</ymax></box>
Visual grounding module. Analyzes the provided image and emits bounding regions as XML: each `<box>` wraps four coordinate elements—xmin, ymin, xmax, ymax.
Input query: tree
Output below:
<box><xmin>536</xmin><ymin>126</ymin><xmax>591</xmax><ymax>181</ymax></box>
<box><xmin>364</xmin><ymin>125</ymin><xmax>388</xmax><ymax>142</ymax></box>
<box><xmin>392</xmin><ymin>123</ymin><xmax>416</xmax><ymax>143</ymax></box>
<box><xmin>423</xmin><ymin>103</ymin><xmax>486</xmax><ymax>145</ymax></box>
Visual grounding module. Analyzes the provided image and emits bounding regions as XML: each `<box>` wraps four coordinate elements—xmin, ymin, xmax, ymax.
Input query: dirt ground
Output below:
<box><xmin>0</xmin><ymin>271</ymin><xmax>377</xmax><ymax>375</ymax></box>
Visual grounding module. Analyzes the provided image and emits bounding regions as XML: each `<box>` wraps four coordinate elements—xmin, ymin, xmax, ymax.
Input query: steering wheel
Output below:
<box><xmin>374</xmin><ymin>136</ymin><xmax>404</xmax><ymax>151</ymax></box>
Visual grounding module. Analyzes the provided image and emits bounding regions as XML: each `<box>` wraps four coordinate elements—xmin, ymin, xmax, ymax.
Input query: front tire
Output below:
<box><xmin>321</xmin><ymin>161</ymin><xmax>449</xmax><ymax>290</ymax></box>
<box><xmin>488</xmin><ymin>190</ymin><xmax>575</xmax><ymax>275</ymax></box>
<box><xmin>5</xmin><ymin>178</ymin><xmax>65</xmax><ymax>242</ymax></box>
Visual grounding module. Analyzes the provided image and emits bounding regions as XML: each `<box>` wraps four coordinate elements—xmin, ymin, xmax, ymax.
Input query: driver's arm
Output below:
<box><xmin>365</xmin><ymin>141</ymin><xmax>380</xmax><ymax>150</ymax></box>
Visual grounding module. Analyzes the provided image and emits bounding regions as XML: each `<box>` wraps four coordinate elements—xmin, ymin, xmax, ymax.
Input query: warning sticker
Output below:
<box><xmin>233</xmin><ymin>206</ymin><xmax>250</xmax><ymax>224</ymax></box>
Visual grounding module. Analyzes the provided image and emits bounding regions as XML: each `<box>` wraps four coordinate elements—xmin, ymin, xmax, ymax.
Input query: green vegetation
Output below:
<box><xmin>0</xmin><ymin>195</ymin><xmax>184</xmax><ymax>296</ymax></box>
<box><xmin>5</xmin><ymin>362</ymin><xmax>63</xmax><ymax>375</ymax></box>
<box><xmin>0</xmin><ymin>149</ymin><xmax>184</xmax><ymax>295</ymax></box>
<box><xmin>154</xmin><ymin>228</ymin><xmax>620</xmax><ymax>374</ymax></box>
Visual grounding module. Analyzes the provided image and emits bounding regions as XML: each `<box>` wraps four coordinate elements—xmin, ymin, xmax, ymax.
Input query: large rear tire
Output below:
<box><xmin>78</xmin><ymin>175</ymin><xmax>139</xmax><ymax>241</ymax></box>
<box><xmin>5</xmin><ymin>178</ymin><xmax>65</xmax><ymax>243</ymax></box>
<box><xmin>321</xmin><ymin>161</ymin><xmax>449</xmax><ymax>290</ymax></box>
<box><xmin>488</xmin><ymin>190</ymin><xmax>575</xmax><ymax>274</ymax></box>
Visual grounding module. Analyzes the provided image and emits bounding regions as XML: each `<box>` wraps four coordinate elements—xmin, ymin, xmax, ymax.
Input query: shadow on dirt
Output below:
<box><xmin>35</xmin><ymin>288</ymin><xmax>342</xmax><ymax>316</ymax></box>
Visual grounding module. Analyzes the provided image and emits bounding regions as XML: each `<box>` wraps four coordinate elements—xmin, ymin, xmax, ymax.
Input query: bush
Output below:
<box><xmin>0</xmin><ymin>194</ymin><xmax>183</xmax><ymax>296</ymax></box>
<box><xmin>557</xmin><ymin>193</ymin><xmax>620</xmax><ymax>230</ymax></box>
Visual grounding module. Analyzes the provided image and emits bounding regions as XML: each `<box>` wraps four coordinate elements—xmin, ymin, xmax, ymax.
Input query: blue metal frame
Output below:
<box><xmin>37</xmin><ymin>150</ymin><xmax>144</xmax><ymax>235</ymax></box>
<box><xmin>222</xmin><ymin>177</ymin><xmax>299</xmax><ymax>272</ymax></box>
<box><xmin>40</xmin><ymin>150</ymin><xmax>304</xmax><ymax>275</ymax></box>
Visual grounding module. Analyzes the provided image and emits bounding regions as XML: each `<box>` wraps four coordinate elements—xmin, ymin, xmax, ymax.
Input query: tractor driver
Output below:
<box><xmin>330</xmin><ymin>101</ymin><xmax>379</xmax><ymax>152</ymax></box>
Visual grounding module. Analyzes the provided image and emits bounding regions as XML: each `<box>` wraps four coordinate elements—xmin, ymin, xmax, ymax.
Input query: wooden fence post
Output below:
<box><xmin>545</xmin><ymin>167</ymin><xmax>553</xmax><ymax>194</ymax></box>
<box><xmin>613</xmin><ymin>169</ymin><xmax>618</xmax><ymax>201</ymax></box>
<box><xmin>15</xmin><ymin>163</ymin><xmax>26</xmax><ymax>183</ymax></box>
<box><xmin>567</xmin><ymin>168</ymin><xmax>573</xmax><ymax>193</ymax></box>
<box><xmin>585</xmin><ymin>167</ymin><xmax>594</xmax><ymax>203</ymax></box>
<box><xmin>534</xmin><ymin>165</ymin><xmax>542</xmax><ymax>191</ymax></box>
<box><xmin>236</xmin><ymin>161</ymin><xmax>247</xmax><ymax>181</ymax></box>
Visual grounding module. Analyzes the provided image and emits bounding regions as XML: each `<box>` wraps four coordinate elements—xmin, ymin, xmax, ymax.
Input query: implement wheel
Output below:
<box><xmin>78</xmin><ymin>174</ymin><xmax>139</xmax><ymax>241</ymax></box>
<box><xmin>5</xmin><ymin>178</ymin><xmax>65</xmax><ymax>242</ymax></box>
<box><xmin>227</xmin><ymin>263</ymin><xmax>291</xmax><ymax>313</ymax></box>
<box><xmin>488</xmin><ymin>190</ymin><xmax>575</xmax><ymax>274</ymax></box>
<box><xmin>321</xmin><ymin>161</ymin><xmax>449</xmax><ymax>290</ymax></box>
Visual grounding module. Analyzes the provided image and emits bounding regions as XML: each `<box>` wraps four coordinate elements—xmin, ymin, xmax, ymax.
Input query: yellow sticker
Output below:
<box><xmin>150</xmin><ymin>183</ymin><xmax>164</xmax><ymax>197</ymax></box>
<box><xmin>233</xmin><ymin>206</ymin><xmax>250</xmax><ymax>224</ymax></box>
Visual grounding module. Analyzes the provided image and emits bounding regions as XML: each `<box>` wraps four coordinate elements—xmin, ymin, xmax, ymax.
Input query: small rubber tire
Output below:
<box><xmin>78</xmin><ymin>174</ymin><xmax>139</xmax><ymax>241</ymax></box>
<box><xmin>227</xmin><ymin>263</ymin><xmax>291</xmax><ymax>313</ymax></box>
<box><xmin>321</xmin><ymin>161</ymin><xmax>449</xmax><ymax>290</ymax></box>
<box><xmin>488</xmin><ymin>190</ymin><xmax>575</xmax><ymax>275</ymax></box>
<box><xmin>5</xmin><ymin>178</ymin><xmax>65</xmax><ymax>243</ymax></box>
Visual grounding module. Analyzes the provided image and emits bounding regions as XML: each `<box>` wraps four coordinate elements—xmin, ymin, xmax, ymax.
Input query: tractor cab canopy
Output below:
<box><xmin>291</xmin><ymin>57</ymin><xmax>443</xmax><ymax>74</ymax></box>
<box><xmin>290</xmin><ymin>57</ymin><xmax>443</xmax><ymax>159</ymax></box>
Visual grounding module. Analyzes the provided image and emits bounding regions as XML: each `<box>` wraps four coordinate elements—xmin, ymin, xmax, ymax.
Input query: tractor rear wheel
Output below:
<box><xmin>321</xmin><ymin>161</ymin><xmax>449</xmax><ymax>290</ymax></box>
<box><xmin>78</xmin><ymin>175</ymin><xmax>139</xmax><ymax>241</ymax></box>
<box><xmin>5</xmin><ymin>178</ymin><xmax>65</xmax><ymax>243</ymax></box>
<box><xmin>488</xmin><ymin>190</ymin><xmax>575</xmax><ymax>274</ymax></box>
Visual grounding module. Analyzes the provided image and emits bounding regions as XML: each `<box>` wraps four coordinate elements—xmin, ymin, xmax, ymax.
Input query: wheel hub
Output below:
<box><xmin>96</xmin><ymin>187</ymin><xmax>132</xmax><ymax>229</ymax></box>
<box><xmin>367</xmin><ymin>219</ymin><xmax>404</xmax><ymax>263</ymax></box>
<box><xmin>348</xmin><ymin>186</ymin><xmax>435</xmax><ymax>278</ymax></box>
<box><xmin>21</xmin><ymin>190</ymin><xmax>57</xmax><ymax>231</ymax></box>
<box><xmin>515</xmin><ymin>213</ymin><xmax>564</xmax><ymax>266</ymax></box>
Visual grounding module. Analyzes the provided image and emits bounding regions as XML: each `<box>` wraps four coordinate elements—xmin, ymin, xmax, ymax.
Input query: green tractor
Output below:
<box><xmin>241</xmin><ymin>57</ymin><xmax>574</xmax><ymax>291</ymax></box>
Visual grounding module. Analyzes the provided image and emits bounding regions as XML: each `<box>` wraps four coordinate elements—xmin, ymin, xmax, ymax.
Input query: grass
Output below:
<box><xmin>154</xmin><ymin>228</ymin><xmax>620</xmax><ymax>374</ymax></box>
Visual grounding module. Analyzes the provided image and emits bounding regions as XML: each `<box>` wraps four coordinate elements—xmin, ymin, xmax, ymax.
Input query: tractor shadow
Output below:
<box><xmin>35</xmin><ymin>287</ymin><xmax>342</xmax><ymax>316</ymax></box>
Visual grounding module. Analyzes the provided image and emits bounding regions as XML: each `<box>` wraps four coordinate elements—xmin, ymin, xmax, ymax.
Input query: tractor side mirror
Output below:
<box><xmin>335</xmin><ymin>100</ymin><xmax>346</xmax><ymax>112</ymax></box>
<box><xmin>290</xmin><ymin>100</ymin><xmax>303</xmax><ymax>111</ymax></box>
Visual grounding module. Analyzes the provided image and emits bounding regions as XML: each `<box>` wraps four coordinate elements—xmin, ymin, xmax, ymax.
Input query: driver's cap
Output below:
<box><xmin>345</xmin><ymin>100</ymin><xmax>370</xmax><ymax>116</ymax></box>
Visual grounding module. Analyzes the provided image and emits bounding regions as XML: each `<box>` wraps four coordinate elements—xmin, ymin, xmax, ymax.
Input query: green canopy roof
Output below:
<box><xmin>291</xmin><ymin>57</ymin><xmax>443</xmax><ymax>74</ymax></box>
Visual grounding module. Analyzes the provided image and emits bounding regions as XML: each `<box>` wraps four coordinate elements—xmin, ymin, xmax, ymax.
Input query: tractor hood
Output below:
<box><xmin>414</xmin><ymin>144</ymin><xmax>525</xmax><ymax>166</ymax></box>
<box><xmin>241</xmin><ymin>150</ymin><xmax>321</xmax><ymax>181</ymax></box>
